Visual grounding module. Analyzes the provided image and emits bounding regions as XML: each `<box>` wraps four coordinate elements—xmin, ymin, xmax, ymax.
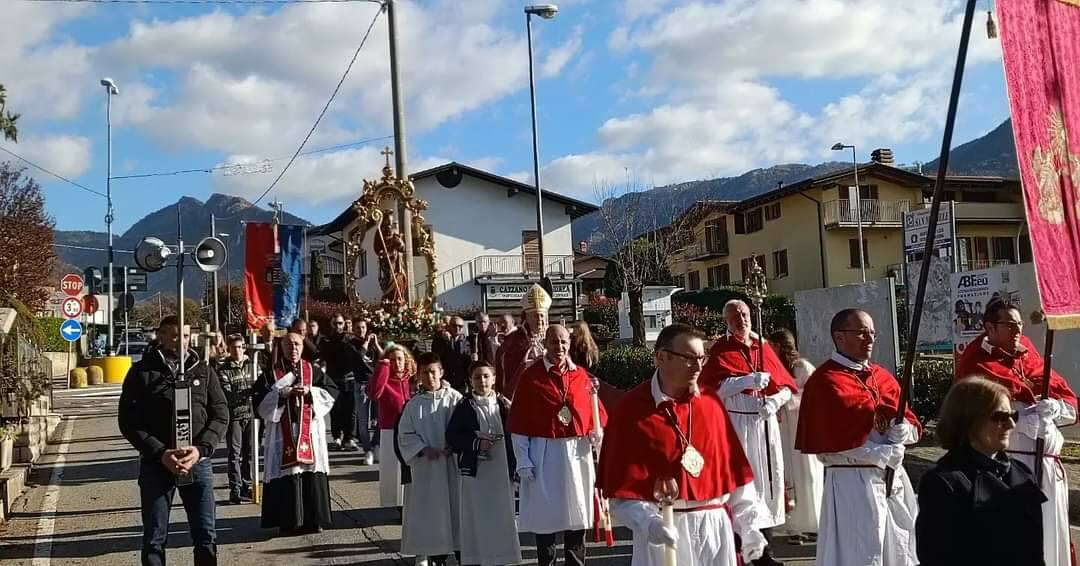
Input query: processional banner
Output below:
<box><xmin>998</xmin><ymin>0</ymin><xmax>1080</xmax><ymax>329</ymax></box>
<box><xmin>244</xmin><ymin>223</ymin><xmax>304</xmax><ymax>330</ymax></box>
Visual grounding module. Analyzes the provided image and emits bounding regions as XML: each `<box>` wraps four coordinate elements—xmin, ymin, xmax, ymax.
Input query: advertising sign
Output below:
<box><xmin>951</xmin><ymin>265</ymin><xmax>1026</xmax><ymax>356</ymax></box>
<box><xmin>485</xmin><ymin>283</ymin><xmax>573</xmax><ymax>301</ymax></box>
<box><xmin>903</xmin><ymin>203</ymin><xmax>955</xmax><ymax>255</ymax></box>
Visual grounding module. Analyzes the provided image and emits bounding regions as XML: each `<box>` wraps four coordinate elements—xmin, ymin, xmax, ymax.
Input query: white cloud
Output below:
<box><xmin>1</xmin><ymin>135</ymin><xmax>94</xmax><ymax>180</ymax></box>
<box><xmin>541</xmin><ymin>26</ymin><xmax>585</xmax><ymax>78</ymax></box>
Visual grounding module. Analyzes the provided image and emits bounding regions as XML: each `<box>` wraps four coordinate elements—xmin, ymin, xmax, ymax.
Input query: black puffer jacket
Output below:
<box><xmin>119</xmin><ymin>349</ymin><xmax>229</xmax><ymax>461</ymax></box>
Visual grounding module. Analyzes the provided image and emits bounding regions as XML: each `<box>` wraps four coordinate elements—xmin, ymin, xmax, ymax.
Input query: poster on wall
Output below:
<box><xmin>950</xmin><ymin>265</ymin><xmax>1025</xmax><ymax>356</ymax></box>
<box><xmin>906</xmin><ymin>255</ymin><xmax>953</xmax><ymax>352</ymax></box>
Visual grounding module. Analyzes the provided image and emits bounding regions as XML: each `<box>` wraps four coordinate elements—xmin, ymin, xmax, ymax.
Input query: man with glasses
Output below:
<box><xmin>956</xmin><ymin>300</ymin><xmax>1078</xmax><ymax>566</ymax></box>
<box><xmin>433</xmin><ymin>315</ymin><xmax>471</xmax><ymax>392</ymax></box>
<box><xmin>598</xmin><ymin>323</ymin><xmax>769</xmax><ymax>565</ymax></box>
<box><xmin>795</xmin><ymin>309</ymin><xmax>920</xmax><ymax>566</ymax></box>
<box><xmin>698</xmin><ymin>300</ymin><xmax>797</xmax><ymax>566</ymax></box>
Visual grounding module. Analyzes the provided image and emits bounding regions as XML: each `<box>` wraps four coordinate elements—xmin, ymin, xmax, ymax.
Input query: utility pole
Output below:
<box><xmin>386</xmin><ymin>0</ymin><xmax>415</xmax><ymax>304</ymax></box>
<box><xmin>211</xmin><ymin>214</ymin><xmax>220</xmax><ymax>334</ymax></box>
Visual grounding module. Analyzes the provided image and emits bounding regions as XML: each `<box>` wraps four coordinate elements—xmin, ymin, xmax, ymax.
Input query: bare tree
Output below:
<box><xmin>593</xmin><ymin>180</ymin><xmax>692</xmax><ymax>347</ymax></box>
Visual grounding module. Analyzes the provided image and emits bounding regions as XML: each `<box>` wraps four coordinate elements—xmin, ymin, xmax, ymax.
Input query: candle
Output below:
<box><xmin>653</xmin><ymin>477</ymin><xmax>679</xmax><ymax>566</ymax></box>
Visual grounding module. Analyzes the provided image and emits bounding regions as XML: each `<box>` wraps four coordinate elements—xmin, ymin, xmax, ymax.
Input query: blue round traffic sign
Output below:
<box><xmin>60</xmin><ymin>319</ymin><xmax>83</xmax><ymax>342</ymax></box>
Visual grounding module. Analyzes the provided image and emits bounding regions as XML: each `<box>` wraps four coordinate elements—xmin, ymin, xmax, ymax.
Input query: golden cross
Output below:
<box><xmin>381</xmin><ymin>147</ymin><xmax>394</xmax><ymax>169</ymax></box>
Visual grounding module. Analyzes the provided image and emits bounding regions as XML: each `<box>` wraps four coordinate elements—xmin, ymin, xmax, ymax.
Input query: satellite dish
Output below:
<box><xmin>134</xmin><ymin>237</ymin><xmax>173</xmax><ymax>273</ymax></box>
<box><xmin>193</xmin><ymin>237</ymin><xmax>227</xmax><ymax>273</ymax></box>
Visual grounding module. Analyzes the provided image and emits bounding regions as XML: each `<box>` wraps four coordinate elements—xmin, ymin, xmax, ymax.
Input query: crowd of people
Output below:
<box><xmin>116</xmin><ymin>287</ymin><xmax>1076</xmax><ymax>566</ymax></box>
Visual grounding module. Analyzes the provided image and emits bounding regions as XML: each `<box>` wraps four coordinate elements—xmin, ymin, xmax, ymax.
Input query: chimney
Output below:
<box><xmin>870</xmin><ymin>148</ymin><xmax>895</xmax><ymax>166</ymax></box>
<box><xmin>578</xmin><ymin>241</ymin><xmax>589</xmax><ymax>254</ymax></box>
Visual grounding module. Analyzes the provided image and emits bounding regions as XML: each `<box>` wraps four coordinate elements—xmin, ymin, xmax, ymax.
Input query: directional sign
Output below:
<box><xmin>83</xmin><ymin>295</ymin><xmax>99</xmax><ymax>315</ymax></box>
<box><xmin>61</xmin><ymin>297</ymin><xmax>83</xmax><ymax>319</ymax></box>
<box><xmin>60</xmin><ymin>319</ymin><xmax>83</xmax><ymax>342</ymax></box>
<box><xmin>61</xmin><ymin>273</ymin><xmax>84</xmax><ymax>297</ymax></box>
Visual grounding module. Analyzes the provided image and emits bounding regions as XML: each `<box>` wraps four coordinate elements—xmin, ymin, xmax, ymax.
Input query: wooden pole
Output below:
<box><xmin>1034</xmin><ymin>324</ymin><xmax>1055</xmax><ymax>484</ymax></box>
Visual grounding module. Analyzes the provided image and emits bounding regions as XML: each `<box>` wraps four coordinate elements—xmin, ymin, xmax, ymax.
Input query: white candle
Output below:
<box><xmin>662</xmin><ymin>502</ymin><xmax>676</xmax><ymax>566</ymax></box>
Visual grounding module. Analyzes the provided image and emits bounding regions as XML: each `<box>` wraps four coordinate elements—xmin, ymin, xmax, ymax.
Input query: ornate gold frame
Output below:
<box><xmin>346</xmin><ymin>154</ymin><xmax>437</xmax><ymax>307</ymax></box>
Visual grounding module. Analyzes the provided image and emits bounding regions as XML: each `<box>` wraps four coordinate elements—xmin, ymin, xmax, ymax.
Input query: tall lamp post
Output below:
<box><xmin>525</xmin><ymin>3</ymin><xmax>558</xmax><ymax>289</ymax></box>
<box><xmin>218</xmin><ymin>231</ymin><xmax>231</xmax><ymax>330</ymax></box>
<box><xmin>832</xmin><ymin>142</ymin><xmax>866</xmax><ymax>282</ymax></box>
<box><xmin>101</xmin><ymin>77</ymin><xmax>120</xmax><ymax>355</ymax></box>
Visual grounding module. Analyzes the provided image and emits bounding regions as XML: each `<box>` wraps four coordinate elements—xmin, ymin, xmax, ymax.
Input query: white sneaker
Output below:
<box><xmin>328</xmin><ymin>436</ymin><xmax>341</xmax><ymax>451</ymax></box>
<box><xmin>363</xmin><ymin>451</ymin><xmax>375</xmax><ymax>466</ymax></box>
<box><xmin>415</xmin><ymin>557</ymin><xmax>428</xmax><ymax>566</ymax></box>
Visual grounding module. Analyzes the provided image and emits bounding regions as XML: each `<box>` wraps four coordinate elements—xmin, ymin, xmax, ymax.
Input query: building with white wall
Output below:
<box><xmin>618</xmin><ymin>286</ymin><xmax>682</xmax><ymax>344</ymax></box>
<box><xmin>309</xmin><ymin>162</ymin><xmax>598</xmax><ymax>319</ymax></box>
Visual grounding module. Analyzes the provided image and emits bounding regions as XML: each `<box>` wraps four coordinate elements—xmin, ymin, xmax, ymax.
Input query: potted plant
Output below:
<box><xmin>0</xmin><ymin>421</ymin><xmax>16</xmax><ymax>472</ymax></box>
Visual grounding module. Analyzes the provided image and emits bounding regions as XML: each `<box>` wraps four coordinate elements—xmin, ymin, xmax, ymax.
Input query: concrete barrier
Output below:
<box><xmin>69</xmin><ymin>368</ymin><xmax>87</xmax><ymax>389</ymax></box>
<box><xmin>90</xmin><ymin>356</ymin><xmax>132</xmax><ymax>384</ymax></box>
<box><xmin>86</xmin><ymin>365</ymin><xmax>103</xmax><ymax>386</ymax></box>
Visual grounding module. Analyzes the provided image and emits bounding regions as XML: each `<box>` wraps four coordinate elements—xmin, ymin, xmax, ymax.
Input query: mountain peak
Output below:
<box><xmin>206</xmin><ymin>193</ymin><xmax>255</xmax><ymax>216</ymax></box>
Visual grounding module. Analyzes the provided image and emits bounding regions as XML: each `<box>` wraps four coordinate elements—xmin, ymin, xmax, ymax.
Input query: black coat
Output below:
<box><xmin>118</xmin><ymin>349</ymin><xmax>229</xmax><ymax>462</ymax></box>
<box><xmin>916</xmin><ymin>444</ymin><xmax>1046</xmax><ymax>566</ymax></box>
<box><xmin>432</xmin><ymin>335</ymin><xmax>471</xmax><ymax>391</ymax></box>
<box><xmin>446</xmin><ymin>394</ymin><xmax>515</xmax><ymax>479</ymax></box>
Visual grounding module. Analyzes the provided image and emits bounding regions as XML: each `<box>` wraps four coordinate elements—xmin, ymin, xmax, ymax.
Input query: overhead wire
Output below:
<box><xmin>0</xmin><ymin>146</ymin><xmax>108</xmax><ymax>198</ymax></box>
<box><xmin>24</xmin><ymin>0</ymin><xmax>380</xmax><ymax>4</ymax></box>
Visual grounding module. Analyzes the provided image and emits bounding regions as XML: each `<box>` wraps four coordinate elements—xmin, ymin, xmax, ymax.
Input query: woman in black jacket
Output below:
<box><xmin>916</xmin><ymin>376</ymin><xmax>1046</xmax><ymax>566</ymax></box>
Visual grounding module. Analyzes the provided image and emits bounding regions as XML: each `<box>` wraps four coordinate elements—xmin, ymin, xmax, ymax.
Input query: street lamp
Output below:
<box><xmin>101</xmin><ymin>77</ymin><xmax>119</xmax><ymax>355</ymax></box>
<box><xmin>218</xmin><ymin>232</ymin><xmax>232</xmax><ymax>330</ymax></box>
<box><xmin>832</xmin><ymin>142</ymin><xmax>866</xmax><ymax>283</ymax></box>
<box><xmin>525</xmin><ymin>4</ymin><xmax>559</xmax><ymax>291</ymax></box>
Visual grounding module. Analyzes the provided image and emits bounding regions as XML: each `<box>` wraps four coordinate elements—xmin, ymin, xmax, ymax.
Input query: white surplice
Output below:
<box><xmin>815</xmin><ymin>354</ymin><xmax>919</xmax><ymax>566</ymax></box>
<box><xmin>510</xmin><ymin>435</ymin><xmax>595</xmax><ymax>535</ymax></box>
<box><xmin>257</xmin><ymin>370</ymin><xmax>335</xmax><ymax>480</ymax></box>
<box><xmin>459</xmin><ymin>394</ymin><xmax>522</xmax><ymax>566</ymax></box>
<box><xmin>397</xmin><ymin>384</ymin><xmax>464</xmax><ymax>557</ymax></box>
<box><xmin>779</xmin><ymin>358</ymin><xmax>824</xmax><ymax>533</ymax></box>
<box><xmin>716</xmin><ymin>389</ymin><xmax>787</xmax><ymax>528</ymax></box>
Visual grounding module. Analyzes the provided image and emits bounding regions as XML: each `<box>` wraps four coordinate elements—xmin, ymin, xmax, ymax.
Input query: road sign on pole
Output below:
<box><xmin>84</xmin><ymin>295</ymin><xmax>99</xmax><ymax>315</ymax></box>
<box><xmin>61</xmin><ymin>297</ymin><xmax>83</xmax><ymax>319</ymax></box>
<box><xmin>61</xmin><ymin>274</ymin><xmax>84</xmax><ymax>297</ymax></box>
<box><xmin>60</xmin><ymin>319</ymin><xmax>83</xmax><ymax>342</ymax></box>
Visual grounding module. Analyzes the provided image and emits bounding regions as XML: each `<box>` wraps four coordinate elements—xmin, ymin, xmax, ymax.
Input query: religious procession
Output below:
<box><xmin>4</xmin><ymin>1</ymin><xmax>1080</xmax><ymax>566</ymax></box>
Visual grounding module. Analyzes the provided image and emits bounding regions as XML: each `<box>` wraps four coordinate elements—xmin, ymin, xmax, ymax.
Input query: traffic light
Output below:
<box><xmin>84</xmin><ymin>267</ymin><xmax>103</xmax><ymax>295</ymax></box>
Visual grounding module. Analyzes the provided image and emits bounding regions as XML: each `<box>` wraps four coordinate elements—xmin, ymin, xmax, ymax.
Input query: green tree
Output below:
<box><xmin>0</xmin><ymin>163</ymin><xmax>55</xmax><ymax>310</ymax></box>
<box><xmin>0</xmin><ymin>85</ymin><xmax>19</xmax><ymax>142</ymax></box>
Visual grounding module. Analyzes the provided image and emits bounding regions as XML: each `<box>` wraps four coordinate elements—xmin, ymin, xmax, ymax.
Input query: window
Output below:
<box><xmin>706</xmin><ymin>265</ymin><xmax>729</xmax><ymax>287</ymax></box>
<box><xmin>740</xmin><ymin>256</ymin><xmax>765</xmax><ymax>281</ymax></box>
<box><xmin>772</xmin><ymin>250</ymin><xmax>789</xmax><ymax>279</ymax></box>
<box><xmin>854</xmin><ymin>184</ymin><xmax>879</xmax><ymax>200</ymax></box>
<box><xmin>704</xmin><ymin>218</ymin><xmax>727</xmax><ymax>253</ymax></box>
<box><xmin>688</xmin><ymin>271</ymin><xmax>701</xmax><ymax>291</ymax></box>
<box><xmin>746</xmin><ymin>208</ymin><xmax>764</xmax><ymax>233</ymax></box>
<box><xmin>358</xmin><ymin>249</ymin><xmax>368</xmax><ymax>278</ymax></box>
<box><xmin>764</xmin><ymin>202</ymin><xmax>782</xmax><ymax>221</ymax></box>
<box><xmin>849</xmin><ymin>238</ymin><xmax>870</xmax><ymax>268</ymax></box>
<box><xmin>958</xmin><ymin>236</ymin><xmax>1019</xmax><ymax>270</ymax></box>
<box><xmin>992</xmin><ymin>237</ymin><xmax>1017</xmax><ymax>264</ymax></box>
<box><xmin>707</xmin><ymin>266</ymin><xmax>717</xmax><ymax>288</ymax></box>
<box><xmin>522</xmin><ymin>230</ymin><xmax>540</xmax><ymax>272</ymax></box>
<box><xmin>964</xmin><ymin>191</ymin><xmax>997</xmax><ymax>203</ymax></box>
<box><xmin>644</xmin><ymin>315</ymin><xmax>658</xmax><ymax>329</ymax></box>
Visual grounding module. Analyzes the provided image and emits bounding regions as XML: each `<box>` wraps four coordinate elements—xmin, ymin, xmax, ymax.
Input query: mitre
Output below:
<box><xmin>522</xmin><ymin>284</ymin><xmax>552</xmax><ymax>313</ymax></box>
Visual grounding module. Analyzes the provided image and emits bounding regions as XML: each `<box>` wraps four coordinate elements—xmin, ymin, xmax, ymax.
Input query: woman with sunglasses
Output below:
<box><xmin>916</xmin><ymin>376</ymin><xmax>1045</xmax><ymax>566</ymax></box>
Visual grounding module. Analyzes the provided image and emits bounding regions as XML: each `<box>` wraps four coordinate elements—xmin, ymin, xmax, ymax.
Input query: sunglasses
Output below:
<box><xmin>988</xmin><ymin>410</ymin><xmax>1019</xmax><ymax>424</ymax></box>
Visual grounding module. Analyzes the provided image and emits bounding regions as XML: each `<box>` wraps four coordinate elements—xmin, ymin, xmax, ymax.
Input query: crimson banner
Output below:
<box><xmin>244</xmin><ymin>223</ymin><xmax>305</xmax><ymax>330</ymax></box>
<box><xmin>999</xmin><ymin>0</ymin><xmax>1080</xmax><ymax>329</ymax></box>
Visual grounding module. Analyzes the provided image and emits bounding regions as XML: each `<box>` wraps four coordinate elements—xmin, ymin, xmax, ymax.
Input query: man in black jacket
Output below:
<box><xmin>322</xmin><ymin>313</ymin><xmax>364</xmax><ymax>451</ymax></box>
<box><xmin>119</xmin><ymin>316</ymin><xmax>229</xmax><ymax>566</ymax></box>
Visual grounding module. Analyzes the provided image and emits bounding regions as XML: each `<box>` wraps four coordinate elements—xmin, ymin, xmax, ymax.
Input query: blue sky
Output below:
<box><xmin>2</xmin><ymin>0</ymin><xmax>1012</xmax><ymax>234</ymax></box>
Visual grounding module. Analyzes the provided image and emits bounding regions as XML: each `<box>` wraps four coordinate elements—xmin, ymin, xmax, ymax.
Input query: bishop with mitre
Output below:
<box><xmin>495</xmin><ymin>284</ymin><xmax>550</xmax><ymax>399</ymax></box>
<box><xmin>255</xmin><ymin>331</ymin><xmax>339</xmax><ymax>534</ymax></box>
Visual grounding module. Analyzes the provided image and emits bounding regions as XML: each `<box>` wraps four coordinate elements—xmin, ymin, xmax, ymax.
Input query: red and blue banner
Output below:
<box><xmin>244</xmin><ymin>223</ymin><xmax>305</xmax><ymax>330</ymax></box>
<box><xmin>999</xmin><ymin>0</ymin><xmax>1080</xmax><ymax>329</ymax></box>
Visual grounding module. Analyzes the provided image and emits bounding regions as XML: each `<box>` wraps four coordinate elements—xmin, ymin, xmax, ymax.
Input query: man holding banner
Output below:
<box><xmin>956</xmin><ymin>301</ymin><xmax>1077</xmax><ymax>566</ymax></box>
<box><xmin>254</xmin><ymin>332</ymin><xmax>339</xmax><ymax>534</ymax></box>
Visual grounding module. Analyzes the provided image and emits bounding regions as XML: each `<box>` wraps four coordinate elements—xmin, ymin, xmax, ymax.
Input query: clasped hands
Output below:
<box><xmin>421</xmin><ymin>446</ymin><xmax>453</xmax><ymax>460</ymax></box>
<box><xmin>278</xmin><ymin>385</ymin><xmax>310</xmax><ymax>399</ymax></box>
<box><xmin>160</xmin><ymin>446</ymin><xmax>201</xmax><ymax>475</ymax></box>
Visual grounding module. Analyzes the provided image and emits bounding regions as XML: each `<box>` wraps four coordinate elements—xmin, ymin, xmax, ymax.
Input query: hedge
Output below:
<box><xmin>674</xmin><ymin>287</ymin><xmax>797</xmax><ymax>336</ymax></box>
<box><xmin>594</xmin><ymin>345</ymin><xmax>654</xmax><ymax>391</ymax></box>
<box><xmin>35</xmin><ymin>317</ymin><xmax>70</xmax><ymax>352</ymax></box>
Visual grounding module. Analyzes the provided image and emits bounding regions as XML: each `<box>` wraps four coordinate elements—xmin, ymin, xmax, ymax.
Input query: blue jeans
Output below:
<box><xmin>139</xmin><ymin>458</ymin><xmax>217</xmax><ymax>566</ymax></box>
<box><xmin>353</xmin><ymin>384</ymin><xmax>373</xmax><ymax>450</ymax></box>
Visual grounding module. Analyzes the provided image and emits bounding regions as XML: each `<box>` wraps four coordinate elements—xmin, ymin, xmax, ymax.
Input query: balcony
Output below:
<box><xmin>958</xmin><ymin>259</ymin><xmax>1011</xmax><ymax>272</ymax></box>
<box><xmin>474</xmin><ymin>255</ymin><xmax>574</xmax><ymax>278</ymax></box>
<box><xmin>685</xmin><ymin>240</ymin><xmax>729</xmax><ymax>261</ymax></box>
<box><xmin>823</xmin><ymin>199</ymin><xmax>910</xmax><ymax>229</ymax></box>
<box><xmin>951</xmin><ymin>201</ymin><xmax>1025</xmax><ymax>223</ymax></box>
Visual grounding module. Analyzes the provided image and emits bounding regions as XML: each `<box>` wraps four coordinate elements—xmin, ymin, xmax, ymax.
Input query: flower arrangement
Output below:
<box><xmin>371</xmin><ymin>304</ymin><xmax>440</xmax><ymax>339</ymax></box>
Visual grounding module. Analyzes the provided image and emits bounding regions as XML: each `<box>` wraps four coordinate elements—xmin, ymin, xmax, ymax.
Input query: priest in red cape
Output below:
<box><xmin>795</xmin><ymin>309</ymin><xmax>920</xmax><ymax>566</ymax></box>
<box><xmin>508</xmin><ymin>324</ymin><xmax>606</xmax><ymax>566</ymax></box>
<box><xmin>254</xmin><ymin>332</ymin><xmax>339</xmax><ymax>534</ymax></box>
<box><xmin>698</xmin><ymin>300</ymin><xmax>796</xmax><ymax>566</ymax></box>
<box><xmin>495</xmin><ymin>284</ymin><xmax>550</xmax><ymax>399</ymax></box>
<box><xmin>956</xmin><ymin>301</ymin><xmax>1078</xmax><ymax>566</ymax></box>
<box><xmin>598</xmin><ymin>323</ymin><xmax>769</xmax><ymax>565</ymax></box>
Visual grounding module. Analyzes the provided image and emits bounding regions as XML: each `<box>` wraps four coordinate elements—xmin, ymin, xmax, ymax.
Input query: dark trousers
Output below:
<box><xmin>430</xmin><ymin>551</ymin><xmax>461</xmax><ymax>566</ymax></box>
<box><xmin>139</xmin><ymin>458</ymin><xmax>216</xmax><ymax>566</ymax></box>
<box><xmin>226</xmin><ymin>416</ymin><xmax>252</xmax><ymax>493</ymax></box>
<box><xmin>353</xmin><ymin>383</ymin><xmax>373</xmax><ymax>450</ymax></box>
<box><xmin>330</xmin><ymin>379</ymin><xmax>356</xmax><ymax>441</ymax></box>
<box><xmin>535</xmin><ymin>529</ymin><xmax>586</xmax><ymax>566</ymax></box>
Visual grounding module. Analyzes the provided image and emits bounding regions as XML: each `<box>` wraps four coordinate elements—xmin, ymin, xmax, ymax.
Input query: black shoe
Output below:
<box><xmin>752</xmin><ymin>547</ymin><xmax>785</xmax><ymax>566</ymax></box>
<box><xmin>229</xmin><ymin>492</ymin><xmax>242</xmax><ymax>505</ymax></box>
<box><xmin>239</xmin><ymin>486</ymin><xmax>253</xmax><ymax>500</ymax></box>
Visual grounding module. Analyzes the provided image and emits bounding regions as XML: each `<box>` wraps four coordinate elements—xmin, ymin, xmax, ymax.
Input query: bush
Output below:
<box><xmin>672</xmin><ymin>303</ymin><xmax>725</xmax><ymax>338</ymax></box>
<box><xmin>674</xmin><ymin>288</ymin><xmax>797</xmax><ymax>336</ymax></box>
<box><xmin>909</xmin><ymin>357</ymin><xmax>954</xmax><ymax>425</ymax></box>
<box><xmin>35</xmin><ymin>317</ymin><xmax>70</xmax><ymax>352</ymax></box>
<box><xmin>595</xmin><ymin>345</ymin><xmax>654</xmax><ymax>391</ymax></box>
<box><xmin>583</xmin><ymin>294</ymin><xmax>618</xmax><ymax>330</ymax></box>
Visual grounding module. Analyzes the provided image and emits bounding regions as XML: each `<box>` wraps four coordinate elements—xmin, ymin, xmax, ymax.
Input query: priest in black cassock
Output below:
<box><xmin>254</xmin><ymin>331</ymin><xmax>339</xmax><ymax>534</ymax></box>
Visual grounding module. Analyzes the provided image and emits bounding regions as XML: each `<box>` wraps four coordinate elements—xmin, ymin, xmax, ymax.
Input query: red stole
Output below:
<box><xmin>699</xmin><ymin>334</ymin><xmax>799</xmax><ymax>395</ymax></box>
<box><xmin>794</xmin><ymin>359</ymin><xmax>920</xmax><ymax>454</ymax></box>
<box><xmin>495</xmin><ymin>327</ymin><xmax>541</xmax><ymax>400</ymax></box>
<box><xmin>597</xmin><ymin>380</ymin><xmax>754</xmax><ymax>501</ymax></box>
<box><xmin>506</xmin><ymin>360</ymin><xmax>607</xmax><ymax>438</ymax></box>
<box><xmin>956</xmin><ymin>334</ymin><xmax>1078</xmax><ymax>412</ymax></box>
<box><xmin>275</xmin><ymin>360</ymin><xmax>315</xmax><ymax>468</ymax></box>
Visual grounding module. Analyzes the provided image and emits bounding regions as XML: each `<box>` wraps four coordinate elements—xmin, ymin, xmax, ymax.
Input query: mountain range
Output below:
<box><xmin>573</xmin><ymin>118</ymin><xmax>1020</xmax><ymax>255</ymax></box>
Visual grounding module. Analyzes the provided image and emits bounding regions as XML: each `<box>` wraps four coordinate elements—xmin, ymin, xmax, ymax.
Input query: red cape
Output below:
<box><xmin>506</xmin><ymin>360</ymin><xmax>607</xmax><ymax>438</ymax></box>
<box><xmin>699</xmin><ymin>334</ymin><xmax>799</xmax><ymax>396</ymax></box>
<box><xmin>495</xmin><ymin>327</ymin><xmax>538</xmax><ymax>400</ymax></box>
<box><xmin>597</xmin><ymin>379</ymin><xmax>754</xmax><ymax>501</ymax></box>
<box><xmin>956</xmin><ymin>334</ymin><xmax>1078</xmax><ymax>412</ymax></box>
<box><xmin>795</xmin><ymin>359</ymin><xmax>921</xmax><ymax>454</ymax></box>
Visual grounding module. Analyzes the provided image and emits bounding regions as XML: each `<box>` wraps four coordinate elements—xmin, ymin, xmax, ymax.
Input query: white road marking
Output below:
<box><xmin>31</xmin><ymin>416</ymin><xmax>77</xmax><ymax>566</ymax></box>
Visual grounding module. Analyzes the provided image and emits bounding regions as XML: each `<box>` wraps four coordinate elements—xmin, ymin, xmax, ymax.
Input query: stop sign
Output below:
<box><xmin>61</xmin><ymin>273</ymin><xmax>83</xmax><ymax>297</ymax></box>
<box><xmin>83</xmin><ymin>295</ymin><xmax>99</xmax><ymax>315</ymax></box>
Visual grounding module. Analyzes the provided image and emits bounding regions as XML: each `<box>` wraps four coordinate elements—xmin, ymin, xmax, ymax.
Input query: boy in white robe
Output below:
<box><xmin>447</xmin><ymin>361</ymin><xmax>522</xmax><ymax>566</ymax></box>
<box><xmin>397</xmin><ymin>352</ymin><xmax>464</xmax><ymax>566</ymax></box>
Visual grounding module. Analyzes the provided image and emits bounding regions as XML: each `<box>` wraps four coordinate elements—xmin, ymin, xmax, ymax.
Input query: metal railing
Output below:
<box><xmin>0</xmin><ymin>317</ymin><xmax>53</xmax><ymax>419</ymax></box>
<box><xmin>474</xmin><ymin>255</ymin><xmax>574</xmax><ymax>277</ymax></box>
<box><xmin>959</xmin><ymin>259</ymin><xmax>1011</xmax><ymax>272</ymax></box>
<box><xmin>823</xmin><ymin>199</ymin><xmax>910</xmax><ymax>226</ymax></box>
<box><xmin>684</xmin><ymin>240</ymin><xmax>729</xmax><ymax>259</ymax></box>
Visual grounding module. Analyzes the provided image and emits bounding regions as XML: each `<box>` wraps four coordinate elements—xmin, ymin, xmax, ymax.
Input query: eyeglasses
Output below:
<box><xmin>989</xmin><ymin>320</ymin><xmax>1022</xmax><ymax>330</ymax></box>
<box><xmin>988</xmin><ymin>410</ymin><xmax>1019</xmax><ymax>424</ymax></box>
<box><xmin>661</xmin><ymin>349</ymin><xmax>708</xmax><ymax>366</ymax></box>
<box><xmin>837</xmin><ymin>329</ymin><xmax>877</xmax><ymax>339</ymax></box>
